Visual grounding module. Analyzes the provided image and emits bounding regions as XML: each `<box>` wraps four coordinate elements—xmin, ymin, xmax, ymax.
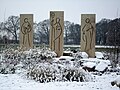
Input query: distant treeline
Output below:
<box><xmin>0</xmin><ymin>16</ymin><xmax>120</xmax><ymax>46</ymax></box>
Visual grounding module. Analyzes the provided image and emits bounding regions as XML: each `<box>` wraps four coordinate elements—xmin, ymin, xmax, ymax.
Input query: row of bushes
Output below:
<box><xmin>0</xmin><ymin>47</ymin><xmax>93</xmax><ymax>83</ymax></box>
<box><xmin>27</xmin><ymin>63</ymin><xmax>93</xmax><ymax>83</ymax></box>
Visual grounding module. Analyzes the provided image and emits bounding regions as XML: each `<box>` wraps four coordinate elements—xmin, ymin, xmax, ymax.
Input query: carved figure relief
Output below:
<box><xmin>50</xmin><ymin>12</ymin><xmax>62</xmax><ymax>51</ymax></box>
<box><xmin>21</xmin><ymin>18</ymin><xmax>32</xmax><ymax>47</ymax></box>
<box><xmin>82</xmin><ymin>18</ymin><xmax>94</xmax><ymax>51</ymax></box>
<box><xmin>81</xmin><ymin>14</ymin><xmax>96</xmax><ymax>58</ymax></box>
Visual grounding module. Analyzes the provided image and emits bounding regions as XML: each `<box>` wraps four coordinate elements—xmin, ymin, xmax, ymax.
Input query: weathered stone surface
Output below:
<box><xmin>20</xmin><ymin>14</ymin><xmax>33</xmax><ymax>50</ymax></box>
<box><xmin>81</xmin><ymin>14</ymin><xmax>96</xmax><ymax>57</ymax></box>
<box><xmin>49</xmin><ymin>11</ymin><xmax>64</xmax><ymax>57</ymax></box>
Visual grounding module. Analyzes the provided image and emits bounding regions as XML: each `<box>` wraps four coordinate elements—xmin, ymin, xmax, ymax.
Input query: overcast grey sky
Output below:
<box><xmin>0</xmin><ymin>0</ymin><xmax>120</xmax><ymax>24</ymax></box>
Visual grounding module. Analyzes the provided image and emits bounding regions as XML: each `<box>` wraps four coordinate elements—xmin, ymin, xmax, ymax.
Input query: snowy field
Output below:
<box><xmin>64</xmin><ymin>45</ymin><xmax>115</xmax><ymax>48</ymax></box>
<box><xmin>0</xmin><ymin>48</ymin><xmax>120</xmax><ymax>90</ymax></box>
<box><xmin>0</xmin><ymin>73</ymin><xmax>119</xmax><ymax>90</ymax></box>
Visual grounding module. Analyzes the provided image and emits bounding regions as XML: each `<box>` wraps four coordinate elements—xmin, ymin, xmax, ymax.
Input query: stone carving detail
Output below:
<box><xmin>20</xmin><ymin>14</ymin><xmax>33</xmax><ymax>50</ymax></box>
<box><xmin>81</xmin><ymin>14</ymin><xmax>96</xmax><ymax>57</ymax></box>
<box><xmin>50</xmin><ymin>11</ymin><xmax>64</xmax><ymax>56</ymax></box>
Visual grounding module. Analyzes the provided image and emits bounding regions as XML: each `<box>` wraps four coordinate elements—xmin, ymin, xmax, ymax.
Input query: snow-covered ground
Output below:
<box><xmin>64</xmin><ymin>45</ymin><xmax>115</xmax><ymax>48</ymax></box>
<box><xmin>0</xmin><ymin>48</ymin><xmax>120</xmax><ymax>90</ymax></box>
<box><xmin>0</xmin><ymin>73</ymin><xmax>119</xmax><ymax>90</ymax></box>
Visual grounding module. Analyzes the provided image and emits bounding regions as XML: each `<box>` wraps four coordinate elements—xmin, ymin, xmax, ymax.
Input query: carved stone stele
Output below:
<box><xmin>81</xmin><ymin>14</ymin><xmax>96</xmax><ymax>57</ymax></box>
<box><xmin>20</xmin><ymin>14</ymin><xmax>33</xmax><ymax>50</ymax></box>
<box><xmin>49</xmin><ymin>11</ymin><xmax>64</xmax><ymax>57</ymax></box>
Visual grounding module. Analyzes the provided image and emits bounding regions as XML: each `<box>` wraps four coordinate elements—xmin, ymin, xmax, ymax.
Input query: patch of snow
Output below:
<box><xmin>81</xmin><ymin>52</ymin><xmax>88</xmax><ymax>58</ymax></box>
<box><xmin>81</xmin><ymin>58</ymin><xmax>111</xmax><ymax>72</ymax></box>
<box><xmin>111</xmin><ymin>76</ymin><xmax>120</xmax><ymax>88</ymax></box>
<box><xmin>83</xmin><ymin>62</ymin><xmax>96</xmax><ymax>68</ymax></box>
<box><xmin>81</xmin><ymin>58</ymin><xmax>110</xmax><ymax>65</ymax></box>
<box><xmin>59</xmin><ymin>56</ymin><xmax>74</xmax><ymax>61</ymax></box>
<box><xmin>115</xmin><ymin>76</ymin><xmax>120</xmax><ymax>84</ymax></box>
<box><xmin>95</xmin><ymin>52</ymin><xmax>104</xmax><ymax>59</ymax></box>
<box><xmin>95</xmin><ymin>61</ymin><xmax>108</xmax><ymax>72</ymax></box>
<box><xmin>64</xmin><ymin>51</ymin><xmax>72</xmax><ymax>54</ymax></box>
<box><xmin>0</xmin><ymin>73</ymin><xmax>119</xmax><ymax>90</ymax></box>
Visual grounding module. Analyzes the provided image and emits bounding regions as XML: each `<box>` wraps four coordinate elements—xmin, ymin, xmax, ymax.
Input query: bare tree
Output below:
<box><xmin>41</xmin><ymin>20</ymin><xmax>49</xmax><ymax>44</ymax></box>
<box><xmin>106</xmin><ymin>18</ymin><xmax>120</xmax><ymax>67</ymax></box>
<box><xmin>68</xmin><ymin>23</ymin><xmax>80</xmax><ymax>45</ymax></box>
<box><xmin>35</xmin><ymin>19</ymin><xmax>50</xmax><ymax>44</ymax></box>
<box><xmin>64</xmin><ymin>21</ymin><xmax>71</xmax><ymax>45</ymax></box>
<box><xmin>2</xmin><ymin>16</ymin><xmax>20</xmax><ymax>43</ymax></box>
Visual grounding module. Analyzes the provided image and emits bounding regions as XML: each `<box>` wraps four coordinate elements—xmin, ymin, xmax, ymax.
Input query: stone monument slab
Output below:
<box><xmin>49</xmin><ymin>11</ymin><xmax>64</xmax><ymax>57</ymax></box>
<box><xmin>20</xmin><ymin>14</ymin><xmax>33</xmax><ymax>50</ymax></box>
<box><xmin>81</xmin><ymin>14</ymin><xmax>96</xmax><ymax>57</ymax></box>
